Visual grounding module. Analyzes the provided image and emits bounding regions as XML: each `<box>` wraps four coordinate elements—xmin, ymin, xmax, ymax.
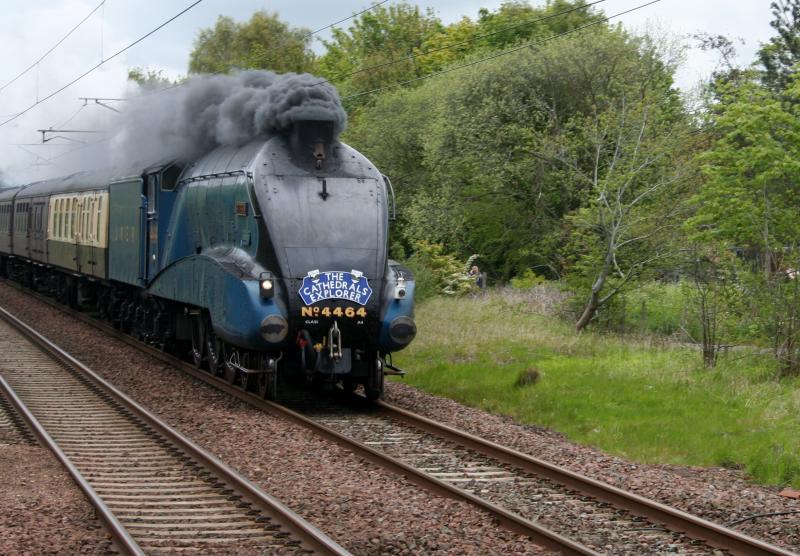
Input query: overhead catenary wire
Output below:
<box><xmin>0</xmin><ymin>0</ymin><xmax>205</xmax><ymax>129</ymax></box>
<box><xmin>300</xmin><ymin>0</ymin><xmax>391</xmax><ymax>40</ymax></box>
<box><xmin>342</xmin><ymin>0</ymin><xmax>663</xmax><ymax>101</ymax></box>
<box><xmin>0</xmin><ymin>0</ymin><xmax>106</xmax><ymax>95</ymax></box>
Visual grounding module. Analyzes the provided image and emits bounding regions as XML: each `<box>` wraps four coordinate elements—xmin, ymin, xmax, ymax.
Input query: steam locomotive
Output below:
<box><xmin>0</xmin><ymin>119</ymin><xmax>416</xmax><ymax>399</ymax></box>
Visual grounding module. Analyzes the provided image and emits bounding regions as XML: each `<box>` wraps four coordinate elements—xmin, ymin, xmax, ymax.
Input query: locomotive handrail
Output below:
<box><xmin>382</xmin><ymin>174</ymin><xmax>396</xmax><ymax>221</ymax></box>
<box><xmin>177</xmin><ymin>169</ymin><xmax>248</xmax><ymax>186</ymax></box>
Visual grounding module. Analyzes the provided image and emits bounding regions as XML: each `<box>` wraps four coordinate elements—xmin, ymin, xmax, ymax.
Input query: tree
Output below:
<box><xmin>346</xmin><ymin>26</ymin><xmax>688</xmax><ymax>293</ymax></box>
<box><xmin>567</xmin><ymin>96</ymin><xmax>693</xmax><ymax>331</ymax></box>
<box><xmin>683</xmin><ymin>245</ymin><xmax>742</xmax><ymax>368</ymax></box>
<box><xmin>688</xmin><ymin>73</ymin><xmax>800</xmax><ymax>377</ymax></box>
<box><xmin>127</xmin><ymin>67</ymin><xmax>178</xmax><ymax>90</ymax></box>
<box><xmin>189</xmin><ymin>12</ymin><xmax>314</xmax><ymax>75</ymax></box>
<box><xmin>759</xmin><ymin>1</ymin><xmax>800</xmax><ymax>92</ymax></box>
<box><xmin>689</xmin><ymin>74</ymin><xmax>800</xmax><ymax>272</ymax></box>
<box><xmin>474</xmin><ymin>0</ymin><xmax>602</xmax><ymax>51</ymax></box>
<box><xmin>316</xmin><ymin>3</ymin><xmax>443</xmax><ymax>102</ymax></box>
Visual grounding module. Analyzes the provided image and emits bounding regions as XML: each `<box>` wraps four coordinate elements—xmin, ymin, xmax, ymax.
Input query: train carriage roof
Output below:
<box><xmin>14</xmin><ymin>169</ymin><xmax>135</xmax><ymax>198</ymax></box>
<box><xmin>0</xmin><ymin>186</ymin><xmax>22</xmax><ymax>202</ymax></box>
<box><xmin>13</xmin><ymin>157</ymin><xmax>176</xmax><ymax>199</ymax></box>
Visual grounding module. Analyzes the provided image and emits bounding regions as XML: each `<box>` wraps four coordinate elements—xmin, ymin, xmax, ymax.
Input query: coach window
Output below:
<box><xmin>96</xmin><ymin>195</ymin><xmax>103</xmax><ymax>245</ymax></box>
<box><xmin>91</xmin><ymin>197</ymin><xmax>97</xmax><ymax>244</ymax></box>
<box><xmin>63</xmin><ymin>199</ymin><xmax>69</xmax><ymax>240</ymax></box>
<box><xmin>54</xmin><ymin>200</ymin><xmax>60</xmax><ymax>240</ymax></box>
<box><xmin>81</xmin><ymin>199</ymin><xmax>88</xmax><ymax>242</ymax></box>
<box><xmin>71</xmin><ymin>197</ymin><xmax>77</xmax><ymax>240</ymax></box>
<box><xmin>87</xmin><ymin>198</ymin><xmax>92</xmax><ymax>242</ymax></box>
<box><xmin>56</xmin><ymin>200</ymin><xmax>62</xmax><ymax>240</ymax></box>
<box><xmin>65</xmin><ymin>199</ymin><xmax>71</xmax><ymax>240</ymax></box>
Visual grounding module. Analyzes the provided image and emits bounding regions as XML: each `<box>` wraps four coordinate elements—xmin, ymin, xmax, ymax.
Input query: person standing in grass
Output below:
<box><xmin>469</xmin><ymin>265</ymin><xmax>485</xmax><ymax>289</ymax></box>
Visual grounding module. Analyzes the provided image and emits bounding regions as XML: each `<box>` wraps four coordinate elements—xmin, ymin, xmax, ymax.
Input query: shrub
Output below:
<box><xmin>510</xmin><ymin>269</ymin><xmax>547</xmax><ymax>290</ymax></box>
<box><xmin>406</xmin><ymin>241</ymin><xmax>479</xmax><ymax>300</ymax></box>
<box><xmin>514</xmin><ymin>367</ymin><xmax>541</xmax><ymax>388</ymax></box>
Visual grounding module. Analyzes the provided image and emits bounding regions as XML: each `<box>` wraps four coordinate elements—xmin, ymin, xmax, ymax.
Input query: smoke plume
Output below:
<box><xmin>115</xmin><ymin>70</ymin><xmax>347</xmax><ymax>165</ymax></box>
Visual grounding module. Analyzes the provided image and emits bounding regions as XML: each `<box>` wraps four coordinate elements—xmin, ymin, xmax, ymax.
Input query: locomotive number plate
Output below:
<box><xmin>301</xmin><ymin>306</ymin><xmax>367</xmax><ymax>318</ymax></box>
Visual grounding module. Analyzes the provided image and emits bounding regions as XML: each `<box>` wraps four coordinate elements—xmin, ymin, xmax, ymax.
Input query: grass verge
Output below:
<box><xmin>393</xmin><ymin>291</ymin><xmax>800</xmax><ymax>488</ymax></box>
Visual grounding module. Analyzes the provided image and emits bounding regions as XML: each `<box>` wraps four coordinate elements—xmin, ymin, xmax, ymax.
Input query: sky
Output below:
<box><xmin>0</xmin><ymin>0</ymin><xmax>775</xmax><ymax>183</ymax></box>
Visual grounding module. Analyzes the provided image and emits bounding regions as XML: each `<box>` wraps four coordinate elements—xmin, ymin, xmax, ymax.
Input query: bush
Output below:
<box><xmin>406</xmin><ymin>241</ymin><xmax>479</xmax><ymax>300</ymax></box>
<box><xmin>510</xmin><ymin>269</ymin><xmax>546</xmax><ymax>290</ymax></box>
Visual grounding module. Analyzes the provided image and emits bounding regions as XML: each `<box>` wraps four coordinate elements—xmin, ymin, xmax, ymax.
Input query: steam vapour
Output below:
<box><xmin>116</xmin><ymin>70</ymin><xmax>347</xmax><ymax>165</ymax></box>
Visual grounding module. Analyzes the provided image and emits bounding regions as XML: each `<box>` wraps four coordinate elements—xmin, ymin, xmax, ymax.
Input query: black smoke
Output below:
<box><xmin>115</xmin><ymin>70</ymin><xmax>347</xmax><ymax>164</ymax></box>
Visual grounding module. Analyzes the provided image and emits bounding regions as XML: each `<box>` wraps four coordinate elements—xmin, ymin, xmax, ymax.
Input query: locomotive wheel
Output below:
<box><xmin>364</xmin><ymin>356</ymin><xmax>384</xmax><ymax>401</ymax></box>
<box><xmin>256</xmin><ymin>355</ymin><xmax>277</xmax><ymax>400</ymax></box>
<box><xmin>190</xmin><ymin>315</ymin><xmax>206</xmax><ymax>369</ymax></box>
<box><xmin>205</xmin><ymin>316</ymin><xmax>222</xmax><ymax>372</ymax></box>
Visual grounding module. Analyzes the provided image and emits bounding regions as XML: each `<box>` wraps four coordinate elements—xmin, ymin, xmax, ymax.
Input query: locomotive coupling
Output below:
<box><xmin>328</xmin><ymin>321</ymin><xmax>343</xmax><ymax>362</ymax></box>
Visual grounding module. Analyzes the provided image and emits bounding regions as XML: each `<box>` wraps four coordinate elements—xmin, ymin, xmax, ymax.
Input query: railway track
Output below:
<box><xmin>1</xmin><ymin>281</ymin><xmax>796</xmax><ymax>556</ymax></box>
<box><xmin>0</xmin><ymin>388</ymin><xmax>34</xmax><ymax>444</ymax></box>
<box><xmin>0</xmin><ymin>306</ymin><xmax>348</xmax><ymax>556</ymax></box>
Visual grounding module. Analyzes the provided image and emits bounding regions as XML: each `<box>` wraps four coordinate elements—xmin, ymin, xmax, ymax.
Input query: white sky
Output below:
<box><xmin>0</xmin><ymin>0</ymin><xmax>775</xmax><ymax>182</ymax></box>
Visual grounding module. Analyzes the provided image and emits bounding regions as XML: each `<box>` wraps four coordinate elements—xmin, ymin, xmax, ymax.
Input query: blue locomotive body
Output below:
<box><xmin>0</xmin><ymin>121</ymin><xmax>415</xmax><ymax>399</ymax></box>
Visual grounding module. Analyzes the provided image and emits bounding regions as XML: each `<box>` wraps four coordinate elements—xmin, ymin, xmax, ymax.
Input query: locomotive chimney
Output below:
<box><xmin>290</xmin><ymin>120</ymin><xmax>335</xmax><ymax>170</ymax></box>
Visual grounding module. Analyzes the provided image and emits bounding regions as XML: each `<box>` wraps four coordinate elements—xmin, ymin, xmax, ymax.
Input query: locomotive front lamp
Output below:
<box><xmin>259</xmin><ymin>272</ymin><xmax>274</xmax><ymax>299</ymax></box>
<box><xmin>394</xmin><ymin>276</ymin><xmax>407</xmax><ymax>300</ymax></box>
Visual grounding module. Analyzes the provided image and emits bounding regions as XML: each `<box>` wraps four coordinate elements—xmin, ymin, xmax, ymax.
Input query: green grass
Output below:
<box><xmin>393</xmin><ymin>292</ymin><xmax>800</xmax><ymax>488</ymax></box>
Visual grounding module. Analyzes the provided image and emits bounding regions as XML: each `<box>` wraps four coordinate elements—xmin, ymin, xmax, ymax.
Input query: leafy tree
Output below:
<box><xmin>694</xmin><ymin>32</ymin><xmax>747</xmax><ymax>90</ymax></box>
<box><xmin>682</xmin><ymin>244</ymin><xmax>743</xmax><ymax>368</ymax></box>
<box><xmin>188</xmin><ymin>11</ymin><xmax>314</xmax><ymax>74</ymax></box>
<box><xmin>689</xmin><ymin>73</ymin><xmax>800</xmax><ymax>271</ymax></box>
<box><xmin>127</xmin><ymin>67</ymin><xmax>178</xmax><ymax>90</ymax></box>
<box><xmin>474</xmin><ymin>0</ymin><xmax>602</xmax><ymax>50</ymax></box>
<box><xmin>320</xmin><ymin>1</ymin><xmax>604</xmax><ymax>105</ymax></box>
<box><xmin>316</xmin><ymin>3</ymin><xmax>444</xmax><ymax>102</ymax></box>
<box><xmin>347</xmin><ymin>26</ymin><xmax>688</xmax><ymax>308</ymax></box>
<box><xmin>759</xmin><ymin>0</ymin><xmax>800</xmax><ymax>92</ymax></box>
<box><xmin>566</xmin><ymin>97</ymin><xmax>693</xmax><ymax>331</ymax></box>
